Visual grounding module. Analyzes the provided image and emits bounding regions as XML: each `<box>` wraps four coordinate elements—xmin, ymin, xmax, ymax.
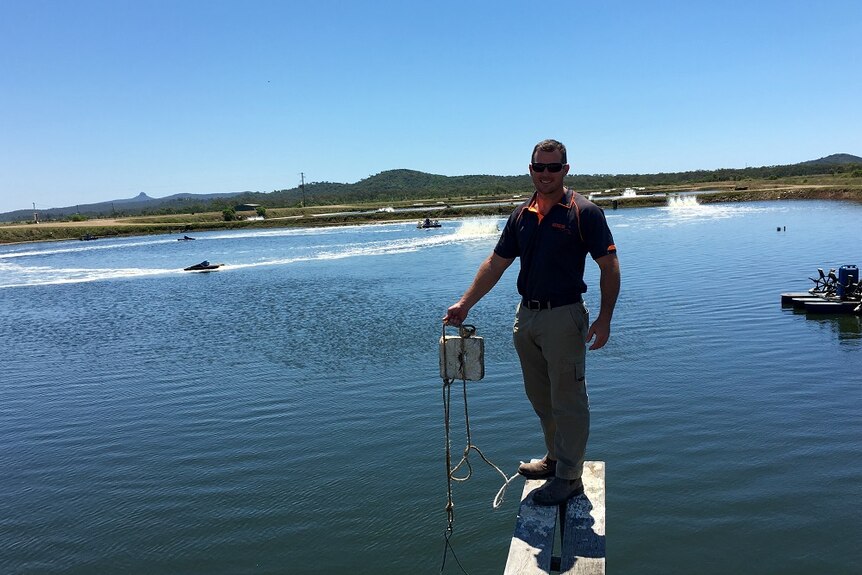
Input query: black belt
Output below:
<box><xmin>521</xmin><ymin>296</ymin><xmax>582</xmax><ymax>310</ymax></box>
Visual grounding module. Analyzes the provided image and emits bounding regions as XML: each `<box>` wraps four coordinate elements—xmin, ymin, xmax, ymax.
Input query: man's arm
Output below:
<box><xmin>444</xmin><ymin>252</ymin><xmax>515</xmax><ymax>326</ymax></box>
<box><xmin>586</xmin><ymin>253</ymin><xmax>620</xmax><ymax>350</ymax></box>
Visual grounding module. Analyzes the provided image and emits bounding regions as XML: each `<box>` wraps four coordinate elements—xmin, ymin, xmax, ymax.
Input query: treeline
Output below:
<box><xmin>239</xmin><ymin>171</ymin><xmax>528</xmax><ymax>206</ymax></box>
<box><xmin>244</xmin><ymin>160</ymin><xmax>862</xmax><ymax>207</ymax></box>
<box><xmin>568</xmin><ymin>162</ymin><xmax>862</xmax><ymax>190</ymax></box>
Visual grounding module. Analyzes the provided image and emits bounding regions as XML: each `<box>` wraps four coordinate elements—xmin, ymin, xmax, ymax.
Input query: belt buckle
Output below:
<box><xmin>528</xmin><ymin>299</ymin><xmax>543</xmax><ymax>310</ymax></box>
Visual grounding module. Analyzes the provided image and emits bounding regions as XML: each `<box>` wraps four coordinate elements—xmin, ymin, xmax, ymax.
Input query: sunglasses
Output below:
<box><xmin>531</xmin><ymin>162</ymin><xmax>564</xmax><ymax>173</ymax></box>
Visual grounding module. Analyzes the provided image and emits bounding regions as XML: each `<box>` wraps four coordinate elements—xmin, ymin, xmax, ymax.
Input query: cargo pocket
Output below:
<box><xmin>574</xmin><ymin>354</ymin><xmax>589</xmax><ymax>408</ymax></box>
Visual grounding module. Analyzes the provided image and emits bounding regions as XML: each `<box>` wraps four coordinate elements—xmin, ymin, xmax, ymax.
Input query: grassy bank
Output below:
<box><xmin>2</xmin><ymin>184</ymin><xmax>860</xmax><ymax>245</ymax></box>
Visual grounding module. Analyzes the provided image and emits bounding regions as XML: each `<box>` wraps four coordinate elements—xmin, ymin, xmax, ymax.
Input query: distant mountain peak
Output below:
<box><xmin>113</xmin><ymin>192</ymin><xmax>154</xmax><ymax>204</ymax></box>
<box><xmin>799</xmin><ymin>153</ymin><xmax>862</xmax><ymax>165</ymax></box>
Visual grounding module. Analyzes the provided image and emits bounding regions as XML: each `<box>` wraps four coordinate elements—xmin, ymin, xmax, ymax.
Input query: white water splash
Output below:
<box><xmin>452</xmin><ymin>217</ymin><xmax>501</xmax><ymax>238</ymax></box>
<box><xmin>225</xmin><ymin>218</ymin><xmax>501</xmax><ymax>271</ymax></box>
<box><xmin>661</xmin><ymin>194</ymin><xmax>762</xmax><ymax>222</ymax></box>
<box><xmin>608</xmin><ymin>193</ymin><xmax>776</xmax><ymax>230</ymax></box>
<box><xmin>667</xmin><ymin>195</ymin><xmax>701</xmax><ymax>209</ymax></box>
<box><xmin>0</xmin><ymin>261</ymin><xmax>177</xmax><ymax>288</ymax></box>
<box><xmin>0</xmin><ymin>218</ymin><xmax>503</xmax><ymax>288</ymax></box>
<box><xmin>0</xmin><ymin>237</ymin><xmax>179</xmax><ymax>260</ymax></box>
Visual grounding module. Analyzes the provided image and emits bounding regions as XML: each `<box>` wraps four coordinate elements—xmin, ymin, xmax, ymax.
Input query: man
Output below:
<box><xmin>444</xmin><ymin>139</ymin><xmax>620</xmax><ymax>506</ymax></box>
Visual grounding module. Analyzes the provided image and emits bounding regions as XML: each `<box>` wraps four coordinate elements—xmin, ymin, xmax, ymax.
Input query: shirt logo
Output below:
<box><xmin>551</xmin><ymin>222</ymin><xmax>572</xmax><ymax>235</ymax></box>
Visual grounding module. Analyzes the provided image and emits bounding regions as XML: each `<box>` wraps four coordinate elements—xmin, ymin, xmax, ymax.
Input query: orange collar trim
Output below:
<box><xmin>526</xmin><ymin>188</ymin><xmax>574</xmax><ymax>213</ymax></box>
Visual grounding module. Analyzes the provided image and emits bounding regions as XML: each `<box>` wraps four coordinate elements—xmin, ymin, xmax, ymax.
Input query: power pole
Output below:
<box><xmin>300</xmin><ymin>172</ymin><xmax>306</xmax><ymax>208</ymax></box>
<box><xmin>33</xmin><ymin>202</ymin><xmax>38</xmax><ymax>223</ymax></box>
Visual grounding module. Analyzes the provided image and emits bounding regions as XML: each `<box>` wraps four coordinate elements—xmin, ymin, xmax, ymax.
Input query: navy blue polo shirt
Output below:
<box><xmin>494</xmin><ymin>188</ymin><xmax>616</xmax><ymax>303</ymax></box>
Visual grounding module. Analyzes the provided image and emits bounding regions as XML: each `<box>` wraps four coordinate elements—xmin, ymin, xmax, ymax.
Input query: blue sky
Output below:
<box><xmin>1</xmin><ymin>0</ymin><xmax>860</xmax><ymax>213</ymax></box>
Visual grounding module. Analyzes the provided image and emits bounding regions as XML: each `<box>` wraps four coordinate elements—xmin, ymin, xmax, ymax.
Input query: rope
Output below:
<box><xmin>447</xmin><ymin>377</ymin><xmax>519</xmax><ymax>506</ymax></box>
<box><xmin>439</xmin><ymin>323</ymin><xmax>520</xmax><ymax>573</ymax></box>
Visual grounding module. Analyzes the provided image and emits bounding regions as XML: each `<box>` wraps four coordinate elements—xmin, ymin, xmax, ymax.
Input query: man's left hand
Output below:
<box><xmin>586</xmin><ymin>316</ymin><xmax>611</xmax><ymax>350</ymax></box>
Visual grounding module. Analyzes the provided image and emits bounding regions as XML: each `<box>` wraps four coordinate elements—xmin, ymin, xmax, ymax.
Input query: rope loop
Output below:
<box><xmin>458</xmin><ymin>324</ymin><xmax>477</xmax><ymax>338</ymax></box>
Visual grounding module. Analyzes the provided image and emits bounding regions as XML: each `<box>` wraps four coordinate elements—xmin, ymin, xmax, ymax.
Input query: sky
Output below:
<box><xmin>1</xmin><ymin>0</ymin><xmax>860</xmax><ymax>213</ymax></box>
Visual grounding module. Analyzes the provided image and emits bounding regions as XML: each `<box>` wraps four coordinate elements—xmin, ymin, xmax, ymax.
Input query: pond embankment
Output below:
<box><xmin>2</xmin><ymin>186</ymin><xmax>860</xmax><ymax>245</ymax></box>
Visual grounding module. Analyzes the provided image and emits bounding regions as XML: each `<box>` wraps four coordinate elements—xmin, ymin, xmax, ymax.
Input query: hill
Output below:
<box><xmin>1</xmin><ymin>190</ymin><xmax>248</xmax><ymax>223</ymax></box>
<box><xmin>249</xmin><ymin>154</ymin><xmax>862</xmax><ymax>206</ymax></box>
<box><xmin>798</xmin><ymin>153</ymin><xmax>862</xmax><ymax>165</ymax></box>
<box><xmin>2</xmin><ymin>154</ymin><xmax>861</xmax><ymax>222</ymax></box>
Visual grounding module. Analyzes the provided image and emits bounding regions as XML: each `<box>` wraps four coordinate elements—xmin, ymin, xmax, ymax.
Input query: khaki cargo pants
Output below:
<box><xmin>513</xmin><ymin>301</ymin><xmax>590</xmax><ymax>480</ymax></box>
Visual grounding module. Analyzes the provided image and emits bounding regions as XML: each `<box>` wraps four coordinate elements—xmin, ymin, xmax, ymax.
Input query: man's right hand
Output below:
<box><xmin>443</xmin><ymin>302</ymin><xmax>469</xmax><ymax>326</ymax></box>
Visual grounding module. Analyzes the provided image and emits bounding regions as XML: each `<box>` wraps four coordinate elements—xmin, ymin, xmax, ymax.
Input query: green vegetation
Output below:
<box><xmin>2</xmin><ymin>155</ymin><xmax>861</xmax><ymax>244</ymax></box>
<box><xmin>239</xmin><ymin>157</ymin><xmax>862</xmax><ymax>207</ymax></box>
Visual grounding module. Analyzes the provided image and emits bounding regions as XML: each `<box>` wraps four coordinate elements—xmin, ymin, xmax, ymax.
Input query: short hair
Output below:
<box><xmin>532</xmin><ymin>139</ymin><xmax>567</xmax><ymax>164</ymax></box>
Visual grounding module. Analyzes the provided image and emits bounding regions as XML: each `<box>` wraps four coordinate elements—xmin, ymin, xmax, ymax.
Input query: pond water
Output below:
<box><xmin>1</xmin><ymin>198</ymin><xmax>859</xmax><ymax>574</ymax></box>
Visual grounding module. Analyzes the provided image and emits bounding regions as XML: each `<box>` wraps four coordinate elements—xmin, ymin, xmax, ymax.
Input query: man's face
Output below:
<box><xmin>529</xmin><ymin>149</ymin><xmax>569</xmax><ymax>196</ymax></box>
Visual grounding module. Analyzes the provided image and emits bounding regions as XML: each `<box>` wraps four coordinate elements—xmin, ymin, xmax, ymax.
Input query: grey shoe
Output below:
<box><xmin>532</xmin><ymin>477</ymin><xmax>584</xmax><ymax>506</ymax></box>
<box><xmin>518</xmin><ymin>457</ymin><xmax>557</xmax><ymax>479</ymax></box>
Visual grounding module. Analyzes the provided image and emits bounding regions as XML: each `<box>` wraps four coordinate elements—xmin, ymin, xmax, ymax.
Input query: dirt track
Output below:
<box><xmin>4</xmin><ymin>218</ymin><xmax>145</xmax><ymax>229</ymax></box>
